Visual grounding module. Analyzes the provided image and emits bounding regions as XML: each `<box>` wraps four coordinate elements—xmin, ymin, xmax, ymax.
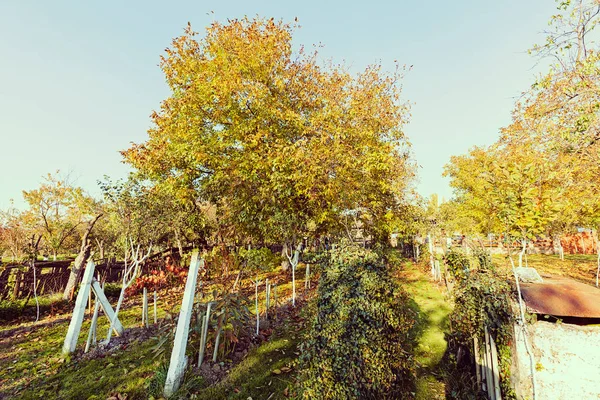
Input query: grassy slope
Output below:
<box><xmin>0</xmin><ymin>269</ymin><xmax>304</xmax><ymax>400</ymax></box>
<box><xmin>396</xmin><ymin>260</ymin><xmax>452</xmax><ymax>400</ymax></box>
<box><xmin>491</xmin><ymin>253</ymin><xmax>598</xmax><ymax>285</ymax></box>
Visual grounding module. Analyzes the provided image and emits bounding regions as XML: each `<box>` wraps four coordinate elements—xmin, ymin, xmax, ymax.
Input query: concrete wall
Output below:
<box><xmin>512</xmin><ymin>320</ymin><xmax>600</xmax><ymax>399</ymax></box>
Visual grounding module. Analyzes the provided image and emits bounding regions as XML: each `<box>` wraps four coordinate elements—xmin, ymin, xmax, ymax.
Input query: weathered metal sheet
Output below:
<box><xmin>521</xmin><ymin>276</ymin><xmax>600</xmax><ymax>318</ymax></box>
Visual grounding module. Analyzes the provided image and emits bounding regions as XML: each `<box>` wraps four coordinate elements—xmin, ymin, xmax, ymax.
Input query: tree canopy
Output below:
<box><xmin>123</xmin><ymin>17</ymin><xmax>414</xmax><ymax>244</ymax></box>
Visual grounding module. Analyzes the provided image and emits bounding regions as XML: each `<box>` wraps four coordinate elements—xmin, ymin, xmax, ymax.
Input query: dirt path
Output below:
<box><xmin>397</xmin><ymin>261</ymin><xmax>452</xmax><ymax>400</ymax></box>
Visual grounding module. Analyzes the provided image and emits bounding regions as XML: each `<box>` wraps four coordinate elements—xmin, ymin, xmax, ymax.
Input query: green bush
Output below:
<box><xmin>447</xmin><ymin>269</ymin><xmax>516</xmax><ymax>399</ymax></box>
<box><xmin>237</xmin><ymin>247</ymin><xmax>281</xmax><ymax>272</ymax></box>
<box><xmin>298</xmin><ymin>245</ymin><xmax>415</xmax><ymax>399</ymax></box>
<box><xmin>444</xmin><ymin>248</ymin><xmax>472</xmax><ymax>280</ymax></box>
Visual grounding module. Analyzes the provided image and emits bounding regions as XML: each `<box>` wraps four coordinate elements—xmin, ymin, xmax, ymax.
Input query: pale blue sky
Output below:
<box><xmin>0</xmin><ymin>0</ymin><xmax>555</xmax><ymax>209</ymax></box>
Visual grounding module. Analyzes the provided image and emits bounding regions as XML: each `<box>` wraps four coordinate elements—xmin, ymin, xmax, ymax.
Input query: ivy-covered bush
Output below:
<box><xmin>298</xmin><ymin>245</ymin><xmax>415</xmax><ymax>399</ymax></box>
<box><xmin>444</xmin><ymin>248</ymin><xmax>472</xmax><ymax>280</ymax></box>
<box><xmin>447</xmin><ymin>268</ymin><xmax>516</xmax><ymax>399</ymax></box>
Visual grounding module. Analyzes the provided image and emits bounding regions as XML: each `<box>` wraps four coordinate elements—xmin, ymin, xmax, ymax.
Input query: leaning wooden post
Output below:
<box><xmin>85</xmin><ymin>295</ymin><xmax>101</xmax><ymax>353</ymax></box>
<box><xmin>153</xmin><ymin>290</ymin><xmax>157</xmax><ymax>324</ymax></box>
<box><xmin>62</xmin><ymin>260</ymin><xmax>96</xmax><ymax>355</ymax></box>
<box><xmin>164</xmin><ymin>251</ymin><xmax>202</xmax><ymax>398</ymax></box>
<box><xmin>90</xmin><ymin>280</ymin><xmax>124</xmax><ymax>335</ymax></box>
<box><xmin>212</xmin><ymin>309</ymin><xmax>224</xmax><ymax>363</ymax></box>
<box><xmin>88</xmin><ymin>289</ymin><xmax>92</xmax><ymax>315</ymax></box>
<box><xmin>142</xmin><ymin>287</ymin><xmax>149</xmax><ymax>328</ymax></box>
<box><xmin>254</xmin><ymin>278</ymin><xmax>260</xmax><ymax>335</ymax></box>
<box><xmin>198</xmin><ymin>302</ymin><xmax>212</xmax><ymax>366</ymax></box>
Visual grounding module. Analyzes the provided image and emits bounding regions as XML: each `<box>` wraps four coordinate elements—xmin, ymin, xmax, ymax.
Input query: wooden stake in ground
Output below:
<box><xmin>265</xmin><ymin>279</ymin><xmax>269</xmax><ymax>320</ymax></box>
<box><xmin>488</xmin><ymin>327</ymin><xmax>502</xmax><ymax>400</ymax></box>
<box><xmin>153</xmin><ymin>290</ymin><xmax>157</xmax><ymax>324</ymax></box>
<box><xmin>253</xmin><ymin>278</ymin><xmax>262</xmax><ymax>335</ymax></box>
<box><xmin>305</xmin><ymin>264</ymin><xmax>310</xmax><ymax>290</ymax></box>
<box><xmin>90</xmin><ymin>280</ymin><xmax>124</xmax><ymax>335</ymax></box>
<box><xmin>163</xmin><ymin>251</ymin><xmax>202</xmax><ymax>398</ymax></box>
<box><xmin>212</xmin><ymin>320</ymin><xmax>222</xmax><ymax>363</ymax></box>
<box><xmin>85</xmin><ymin>294</ymin><xmax>101</xmax><ymax>353</ymax></box>
<box><xmin>198</xmin><ymin>302</ymin><xmax>212</xmax><ymax>366</ymax></box>
<box><xmin>142</xmin><ymin>287</ymin><xmax>148</xmax><ymax>328</ymax></box>
<box><xmin>62</xmin><ymin>260</ymin><xmax>96</xmax><ymax>355</ymax></box>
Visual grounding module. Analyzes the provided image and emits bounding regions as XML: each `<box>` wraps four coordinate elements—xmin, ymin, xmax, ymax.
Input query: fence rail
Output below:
<box><xmin>0</xmin><ymin>260</ymin><xmax>126</xmax><ymax>301</ymax></box>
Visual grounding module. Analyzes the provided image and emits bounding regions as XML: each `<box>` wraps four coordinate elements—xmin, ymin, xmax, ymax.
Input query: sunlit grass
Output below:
<box><xmin>491</xmin><ymin>252</ymin><xmax>598</xmax><ymax>285</ymax></box>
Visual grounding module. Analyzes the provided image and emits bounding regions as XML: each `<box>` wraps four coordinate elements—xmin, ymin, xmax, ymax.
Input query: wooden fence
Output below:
<box><xmin>0</xmin><ymin>259</ymin><xmax>125</xmax><ymax>301</ymax></box>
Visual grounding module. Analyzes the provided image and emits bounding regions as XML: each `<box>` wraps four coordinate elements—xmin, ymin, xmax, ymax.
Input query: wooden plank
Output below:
<box><xmin>91</xmin><ymin>280</ymin><xmax>124</xmax><ymax>335</ymax></box>
<box><xmin>489</xmin><ymin>329</ymin><xmax>502</xmax><ymax>400</ymax></box>
<box><xmin>164</xmin><ymin>252</ymin><xmax>202</xmax><ymax>397</ymax></box>
<box><xmin>484</xmin><ymin>327</ymin><xmax>495</xmax><ymax>399</ymax></box>
<box><xmin>473</xmin><ymin>337</ymin><xmax>482</xmax><ymax>390</ymax></box>
<box><xmin>153</xmin><ymin>290</ymin><xmax>157</xmax><ymax>324</ymax></box>
<box><xmin>142</xmin><ymin>287</ymin><xmax>148</xmax><ymax>328</ymax></box>
<box><xmin>62</xmin><ymin>261</ymin><xmax>95</xmax><ymax>355</ymax></box>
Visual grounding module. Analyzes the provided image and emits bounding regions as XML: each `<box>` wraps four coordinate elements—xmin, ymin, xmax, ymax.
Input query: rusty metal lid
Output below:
<box><xmin>520</xmin><ymin>276</ymin><xmax>600</xmax><ymax>318</ymax></box>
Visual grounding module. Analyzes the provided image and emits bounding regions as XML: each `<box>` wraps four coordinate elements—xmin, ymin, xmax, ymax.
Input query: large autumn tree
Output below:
<box><xmin>124</xmin><ymin>17</ymin><xmax>413</xmax><ymax>246</ymax></box>
<box><xmin>499</xmin><ymin>0</ymin><xmax>600</xmax><ymax>277</ymax></box>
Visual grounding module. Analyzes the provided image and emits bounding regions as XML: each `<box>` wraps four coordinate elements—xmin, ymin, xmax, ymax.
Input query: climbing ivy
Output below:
<box><xmin>298</xmin><ymin>244</ymin><xmax>416</xmax><ymax>399</ymax></box>
<box><xmin>446</xmin><ymin>251</ymin><xmax>516</xmax><ymax>399</ymax></box>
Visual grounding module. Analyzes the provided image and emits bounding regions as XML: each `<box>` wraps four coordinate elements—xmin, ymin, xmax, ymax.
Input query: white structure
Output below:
<box><xmin>163</xmin><ymin>251</ymin><xmax>203</xmax><ymax>397</ymax></box>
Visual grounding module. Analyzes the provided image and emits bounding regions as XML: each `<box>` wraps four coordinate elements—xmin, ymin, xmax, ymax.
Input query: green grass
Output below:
<box><xmin>0</xmin><ymin>267</ymin><xmax>308</xmax><ymax>400</ymax></box>
<box><xmin>195</xmin><ymin>318</ymin><xmax>302</xmax><ymax>399</ymax></box>
<box><xmin>0</xmin><ymin>296</ymin><xmax>165</xmax><ymax>399</ymax></box>
<box><xmin>396</xmin><ymin>260</ymin><xmax>452</xmax><ymax>400</ymax></box>
<box><xmin>491</xmin><ymin>252</ymin><xmax>598</xmax><ymax>285</ymax></box>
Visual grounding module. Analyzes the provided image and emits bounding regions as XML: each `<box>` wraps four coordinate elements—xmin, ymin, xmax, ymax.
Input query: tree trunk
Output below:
<box><xmin>95</xmin><ymin>238</ymin><xmax>105</xmax><ymax>260</ymax></box>
<box><xmin>62</xmin><ymin>214</ymin><xmax>102</xmax><ymax>301</ymax></box>
<box><xmin>281</xmin><ymin>243</ymin><xmax>289</xmax><ymax>271</ymax></box>
<box><xmin>174</xmin><ymin>229</ymin><xmax>184</xmax><ymax>259</ymax></box>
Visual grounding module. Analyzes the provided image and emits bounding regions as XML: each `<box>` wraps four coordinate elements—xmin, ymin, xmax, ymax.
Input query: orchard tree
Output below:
<box><xmin>123</xmin><ymin>17</ymin><xmax>413</xmax><ymax>253</ymax></box>
<box><xmin>0</xmin><ymin>203</ymin><xmax>28</xmax><ymax>261</ymax></box>
<box><xmin>22</xmin><ymin>172</ymin><xmax>98</xmax><ymax>261</ymax></box>
<box><xmin>445</xmin><ymin>143</ymin><xmax>566</xmax><ymax>266</ymax></box>
<box><xmin>500</xmin><ymin>0</ymin><xmax>600</xmax><ymax>276</ymax></box>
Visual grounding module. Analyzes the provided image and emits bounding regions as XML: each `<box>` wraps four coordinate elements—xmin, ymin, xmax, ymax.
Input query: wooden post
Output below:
<box><xmin>254</xmin><ymin>279</ymin><xmax>260</xmax><ymax>335</ymax></box>
<box><xmin>473</xmin><ymin>337</ymin><xmax>482</xmax><ymax>390</ymax></box>
<box><xmin>292</xmin><ymin>262</ymin><xmax>296</xmax><ymax>306</ymax></box>
<box><xmin>85</xmin><ymin>295</ymin><xmax>101</xmax><ymax>353</ymax></box>
<box><xmin>273</xmin><ymin>284</ymin><xmax>278</xmax><ymax>321</ymax></box>
<box><xmin>62</xmin><ymin>261</ymin><xmax>96</xmax><ymax>355</ymax></box>
<box><xmin>88</xmin><ymin>289</ymin><xmax>92</xmax><ymax>315</ymax></box>
<box><xmin>164</xmin><ymin>252</ymin><xmax>202</xmax><ymax>398</ymax></box>
<box><xmin>305</xmin><ymin>264</ymin><xmax>310</xmax><ymax>290</ymax></box>
<box><xmin>142</xmin><ymin>287</ymin><xmax>148</xmax><ymax>328</ymax></box>
<box><xmin>265</xmin><ymin>279</ymin><xmax>269</xmax><ymax>320</ymax></box>
<box><xmin>212</xmin><ymin>308</ymin><xmax>224</xmax><ymax>363</ymax></box>
<box><xmin>153</xmin><ymin>290</ymin><xmax>157</xmax><ymax>324</ymax></box>
<box><xmin>484</xmin><ymin>327</ymin><xmax>495</xmax><ymax>399</ymax></box>
<box><xmin>198</xmin><ymin>302</ymin><xmax>212</xmax><ymax>366</ymax></box>
<box><xmin>489</xmin><ymin>328</ymin><xmax>502</xmax><ymax>400</ymax></box>
<box><xmin>90</xmin><ymin>280</ymin><xmax>124</xmax><ymax>335</ymax></box>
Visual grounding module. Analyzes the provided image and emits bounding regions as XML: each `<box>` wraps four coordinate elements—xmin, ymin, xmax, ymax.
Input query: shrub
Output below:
<box><xmin>447</xmin><ymin>269</ymin><xmax>516</xmax><ymax>399</ymax></box>
<box><xmin>444</xmin><ymin>248</ymin><xmax>471</xmax><ymax>280</ymax></box>
<box><xmin>237</xmin><ymin>247</ymin><xmax>281</xmax><ymax>272</ymax></box>
<box><xmin>298</xmin><ymin>245</ymin><xmax>415</xmax><ymax>399</ymax></box>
